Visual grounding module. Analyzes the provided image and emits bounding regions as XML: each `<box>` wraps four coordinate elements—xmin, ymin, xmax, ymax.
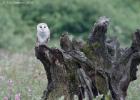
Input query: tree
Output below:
<box><xmin>35</xmin><ymin>16</ymin><xmax>140</xmax><ymax>100</ymax></box>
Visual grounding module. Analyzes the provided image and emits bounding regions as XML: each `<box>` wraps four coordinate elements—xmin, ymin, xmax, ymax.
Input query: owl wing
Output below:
<box><xmin>45</xmin><ymin>33</ymin><xmax>50</xmax><ymax>45</ymax></box>
<box><xmin>35</xmin><ymin>36</ymin><xmax>40</xmax><ymax>47</ymax></box>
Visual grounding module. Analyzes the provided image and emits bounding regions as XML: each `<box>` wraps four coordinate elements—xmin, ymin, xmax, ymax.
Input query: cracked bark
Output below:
<box><xmin>35</xmin><ymin>17</ymin><xmax>140</xmax><ymax>100</ymax></box>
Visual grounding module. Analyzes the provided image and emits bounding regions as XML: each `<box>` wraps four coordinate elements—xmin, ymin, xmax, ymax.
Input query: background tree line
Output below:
<box><xmin>0</xmin><ymin>0</ymin><xmax>140</xmax><ymax>51</ymax></box>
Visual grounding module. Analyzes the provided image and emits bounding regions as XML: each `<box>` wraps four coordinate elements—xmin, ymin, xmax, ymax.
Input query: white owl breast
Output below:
<box><xmin>37</xmin><ymin>32</ymin><xmax>49</xmax><ymax>43</ymax></box>
<box><xmin>40</xmin><ymin>32</ymin><xmax>47</xmax><ymax>39</ymax></box>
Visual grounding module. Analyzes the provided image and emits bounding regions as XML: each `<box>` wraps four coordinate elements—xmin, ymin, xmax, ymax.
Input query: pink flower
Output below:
<box><xmin>8</xmin><ymin>79</ymin><xmax>14</xmax><ymax>86</ymax></box>
<box><xmin>3</xmin><ymin>96</ymin><xmax>8</xmax><ymax>100</ymax></box>
<box><xmin>15</xmin><ymin>93</ymin><xmax>21</xmax><ymax>100</ymax></box>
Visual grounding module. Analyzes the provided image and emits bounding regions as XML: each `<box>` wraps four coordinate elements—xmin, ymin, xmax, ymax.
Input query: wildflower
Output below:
<box><xmin>15</xmin><ymin>93</ymin><xmax>21</xmax><ymax>100</ymax></box>
<box><xmin>8</xmin><ymin>79</ymin><xmax>14</xmax><ymax>86</ymax></box>
<box><xmin>3</xmin><ymin>96</ymin><xmax>8</xmax><ymax>100</ymax></box>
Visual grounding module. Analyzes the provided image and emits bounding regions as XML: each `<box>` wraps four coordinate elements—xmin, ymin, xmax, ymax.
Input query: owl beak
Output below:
<box><xmin>41</xmin><ymin>29</ymin><xmax>45</xmax><ymax>33</ymax></box>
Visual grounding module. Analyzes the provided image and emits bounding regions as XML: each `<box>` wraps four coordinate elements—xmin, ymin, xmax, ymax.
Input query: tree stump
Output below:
<box><xmin>35</xmin><ymin>16</ymin><xmax>140</xmax><ymax>100</ymax></box>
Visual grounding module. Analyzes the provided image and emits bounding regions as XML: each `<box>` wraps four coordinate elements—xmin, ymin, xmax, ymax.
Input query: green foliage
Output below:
<box><xmin>0</xmin><ymin>0</ymin><xmax>140</xmax><ymax>51</ymax></box>
<box><xmin>0</xmin><ymin>5</ymin><xmax>34</xmax><ymax>51</ymax></box>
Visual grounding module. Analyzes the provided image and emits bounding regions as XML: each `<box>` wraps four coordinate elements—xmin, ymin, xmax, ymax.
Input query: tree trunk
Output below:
<box><xmin>35</xmin><ymin>16</ymin><xmax>140</xmax><ymax>100</ymax></box>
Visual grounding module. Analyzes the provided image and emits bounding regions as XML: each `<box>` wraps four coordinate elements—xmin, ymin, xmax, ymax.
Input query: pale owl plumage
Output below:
<box><xmin>37</xmin><ymin>23</ymin><xmax>50</xmax><ymax>45</ymax></box>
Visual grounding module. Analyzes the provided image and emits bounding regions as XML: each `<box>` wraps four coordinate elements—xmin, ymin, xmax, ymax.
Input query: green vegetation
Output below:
<box><xmin>0</xmin><ymin>51</ymin><xmax>47</xmax><ymax>100</ymax></box>
<box><xmin>0</xmin><ymin>0</ymin><xmax>140</xmax><ymax>99</ymax></box>
<box><xmin>0</xmin><ymin>51</ymin><xmax>140</xmax><ymax>99</ymax></box>
<box><xmin>0</xmin><ymin>0</ymin><xmax>140</xmax><ymax>51</ymax></box>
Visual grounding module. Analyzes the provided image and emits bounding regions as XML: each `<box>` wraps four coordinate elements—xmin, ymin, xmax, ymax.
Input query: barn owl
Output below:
<box><xmin>36</xmin><ymin>23</ymin><xmax>50</xmax><ymax>46</ymax></box>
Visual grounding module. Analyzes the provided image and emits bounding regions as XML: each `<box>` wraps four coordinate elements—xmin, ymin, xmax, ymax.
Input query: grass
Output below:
<box><xmin>0</xmin><ymin>49</ymin><xmax>140</xmax><ymax>100</ymax></box>
<box><xmin>0</xmin><ymin>49</ymin><xmax>47</xmax><ymax>100</ymax></box>
<box><xmin>127</xmin><ymin>65</ymin><xmax>140</xmax><ymax>100</ymax></box>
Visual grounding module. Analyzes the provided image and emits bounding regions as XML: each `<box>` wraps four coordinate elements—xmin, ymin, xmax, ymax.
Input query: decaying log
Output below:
<box><xmin>35</xmin><ymin>16</ymin><xmax>140</xmax><ymax>100</ymax></box>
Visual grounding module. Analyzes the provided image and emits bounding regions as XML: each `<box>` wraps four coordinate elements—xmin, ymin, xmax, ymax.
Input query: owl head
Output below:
<box><xmin>37</xmin><ymin>23</ymin><xmax>50</xmax><ymax>33</ymax></box>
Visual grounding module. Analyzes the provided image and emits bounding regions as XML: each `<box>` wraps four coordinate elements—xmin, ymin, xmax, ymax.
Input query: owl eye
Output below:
<box><xmin>40</xmin><ymin>26</ymin><xmax>42</xmax><ymax>28</ymax></box>
<box><xmin>44</xmin><ymin>26</ymin><xmax>46</xmax><ymax>28</ymax></box>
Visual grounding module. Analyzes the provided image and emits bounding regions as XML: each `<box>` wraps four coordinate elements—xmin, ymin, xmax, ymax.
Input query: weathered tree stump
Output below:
<box><xmin>35</xmin><ymin>16</ymin><xmax>140</xmax><ymax>100</ymax></box>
